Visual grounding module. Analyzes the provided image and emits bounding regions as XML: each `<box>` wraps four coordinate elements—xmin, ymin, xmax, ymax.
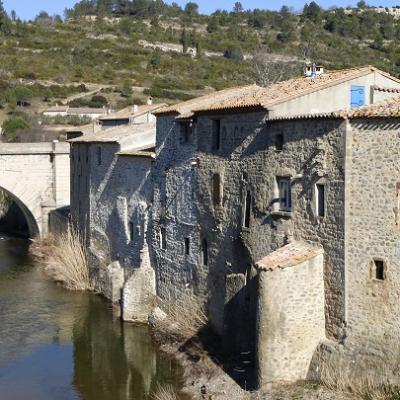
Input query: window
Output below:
<box><xmin>213</xmin><ymin>173</ymin><xmax>222</xmax><ymax>206</ymax></box>
<box><xmin>185</xmin><ymin>238</ymin><xmax>190</xmax><ymax>255</ymax></box>
<box><xmin>160</xmin><ymin>227</ymin><xmax>167</xmax><ymax>250</ymax></box>
<box><xmin>371</xmin><ymin>259</ymin><xmax>386</xmax><ymax>281</ymax></box>
<box><xmin>274</xmin><ymin>134</ymin><xmax>284</xmax><ymax>151</ymax></box>
<box><xmin>181</xmin><ymin>120</ymin><xmax>193</xmax><ymax>143</ymax></box>
<box><xmin>243</xmin><ymin>190</ymin><xmax>252</xmax><ymax>228</ymax></box>
<box><xmin>315</xmin><ymin>183</ymin><xmax>325</xmax><ymax>217</ymax></box>
<box><xmin>97</xmin><ymin>146</ymin><xmax>102</xmax><ymax>166</ymax></box>
<box><xmin>277</xmin><ymin>177</ymin><xmax>291</xmax><ymax>212</ymax></box>
<box><xmin>212</xmin><ymin>120</ymin><xmax>221</xmax><ymax>150</ymax></box>
<box><xmin>201</xmin><ymin>239</ymin><xmax>208</xmax><ymax>266</ymax></box>
<box><xmin>128</xmin><ymin>222</ymin><xmax>134</xmax><ymax>242</ymax></box>
<box><xmin>350</xmin><ymin>85</ymin><xmax>365</xmax><ymax>109</ymax></box>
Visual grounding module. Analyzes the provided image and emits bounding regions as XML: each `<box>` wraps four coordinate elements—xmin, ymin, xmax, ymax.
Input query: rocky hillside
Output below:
<box><xmin>1</xmin><ymin>0</ymin><xmax>400</xmax><ymax>140</ymax></box>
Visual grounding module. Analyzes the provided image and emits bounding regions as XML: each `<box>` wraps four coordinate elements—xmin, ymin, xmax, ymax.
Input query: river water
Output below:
<box><xmin>0</xmin><ymin>236</ymin><xmax>181</xmax><ymax>400</ymax></box>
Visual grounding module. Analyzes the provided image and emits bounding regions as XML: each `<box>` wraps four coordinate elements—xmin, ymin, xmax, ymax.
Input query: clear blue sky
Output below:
<box><xmin>3</xmin><ymin>0</ymin><xmax>399</xmax><ymax>20</ymax></box>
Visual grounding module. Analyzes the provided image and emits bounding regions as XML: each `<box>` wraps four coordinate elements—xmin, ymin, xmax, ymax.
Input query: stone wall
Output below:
<box><xmin>345</xmin><ymin>119</ymin><xmax>400</xmax><ymax>344</ymax></box>
<box><xmin>153</xmin><ymin>112</ymin><xmax>347</xmax><ymax>343</ymax></box>
<box><xmin>71</xmin><ymin>140</ymin><xmax>155</xmax><ymax>321</ymax></box>
<box><xmin>256</xmin><ymin>252</ymin><xmax>325</xmax><ymax>386</ymax></box>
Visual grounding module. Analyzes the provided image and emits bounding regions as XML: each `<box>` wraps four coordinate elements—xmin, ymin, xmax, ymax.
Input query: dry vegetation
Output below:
<box><xmin>30</xmin><ymin>225</ymin><xmax>93</xmax><ymax>291</ymax></box>
<box><xmin>152</xmin><ymin>295</ymin><xmax>208</xmax><ymax>344</ymax></box>
<box><xmin>152</xmin><ymin>384</ymin><xmax>178</xmax><ymax>400</ymax></box>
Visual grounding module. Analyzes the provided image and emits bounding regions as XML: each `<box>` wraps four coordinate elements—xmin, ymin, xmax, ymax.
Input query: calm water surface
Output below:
<box><xmin>0</xmin><ymin>236</ymin><xmax>181</xmax><ymax>400</ymax></box>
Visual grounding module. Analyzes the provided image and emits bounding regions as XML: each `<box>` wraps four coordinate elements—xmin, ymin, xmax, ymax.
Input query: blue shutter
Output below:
<box><xmin>351</xmin><ymin>85</ymin><xmax>365</xmax><ymax>109</ymax></box>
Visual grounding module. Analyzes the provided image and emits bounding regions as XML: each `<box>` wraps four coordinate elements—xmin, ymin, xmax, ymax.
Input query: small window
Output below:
<box><xmin>315</xmin><ymin>183</ymin><xmax>325</xmax><ymax>217</ymax></box>
<box><xmin>243</xmin><ymin>190</ymin><xmax>252</xmax><ymax>228</ymax></box>
<box><xmin>201</xmin><ymin>239</ymin><xmax>208</xmax><ymax>266</ymax></box>
<box><xmin>277</xmin><ymin>177</ymin><xmax>291</xmax><ymax>212</ymax></box>
<box><xmin>128</xmin><ymin>222</ymin><xmax>134</xmax><ymax>242</ymax></box>
<box><xmin>212</xmin><ymin>173</ymin><xmax>222</xmax><ymax>206</ymax></box>
<box><xmin>160</xmin><ymin>227</ymin><xmax>167</xmax><ymax>250</ymax></box>
<box><xmin>185</xmin><ymin>238</ymin><xmax>190</xmax><ymax>255</ymax></box>
<box><xmin>212</xmin><ymin>120</ymin><xmax>221</xmax><ymax>150</ymax></box>
<box><xmin>97</xmin><ymin>146</ymin><xmax>102</xmax><ymax>166</ymax></box>
<box><xmin>274</xmin><ymin>134</ymin><xmax>284</xmax><ymax>151</ymax></box>
<box><xmin>181</xmin><ymin>121</ymin><xmax>193</xmax><ymax>143</ymax></box>
<box><xmin>371</xmin><ymin>259</ymin><xmax>386</xmax><ymax>281</ymax></box>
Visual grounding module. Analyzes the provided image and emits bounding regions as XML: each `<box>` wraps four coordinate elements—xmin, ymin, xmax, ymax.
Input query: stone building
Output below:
<box><xmin>151</xmin><ymin>66</ymin><xmax>400</xmax><ymax>385</ymax></box>
<box><xmin>69</xmin><ymin>123</ymin><xmax>156</xmax><ymax>322</ymax></box>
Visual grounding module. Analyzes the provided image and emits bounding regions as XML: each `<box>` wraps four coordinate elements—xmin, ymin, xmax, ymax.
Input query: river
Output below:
<box><xmin>0</xmin><ymin>236</ymin><xmax>181</xmax><ymax>400</ymax></box>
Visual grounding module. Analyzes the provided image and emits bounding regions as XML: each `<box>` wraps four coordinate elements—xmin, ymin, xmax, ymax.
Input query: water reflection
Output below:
<box><xmin>0</xmin><ymin>237</ymin><xmax>180</xmax><ymax>400</ymax></box>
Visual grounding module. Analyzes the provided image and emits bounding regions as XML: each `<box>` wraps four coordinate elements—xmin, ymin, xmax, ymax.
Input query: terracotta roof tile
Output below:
<box><xmin>155</xmin><ymin>65</ymin><xmax>397</xmax><ymax>117</ymax></box>
<box><xmin>255</xmin><ymin>241</ymin><xmax>323</xmax><ymax>271</ymax></box>
<box><xmin>68</xmin><ymin>122</ymin><xmax>156</xmax><ymax>143</ymax></box>
<box><xmin>99</xmin><ymin>103</ymin><xmax>166</xmax><ymax>121</ymax></box>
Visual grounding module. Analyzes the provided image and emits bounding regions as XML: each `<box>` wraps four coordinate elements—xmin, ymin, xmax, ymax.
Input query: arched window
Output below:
<box><xmin>201</xmin><ymin>239</ymin><xmax>208</xmax><ymax>266</ymax></box>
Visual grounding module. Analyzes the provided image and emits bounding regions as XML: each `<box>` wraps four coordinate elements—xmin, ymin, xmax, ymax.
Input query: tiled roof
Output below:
<box><xmin>44</xmin><ymin>106</ymin><xmax>69</xmax><ymax>113</ymax></box>
<box><xmin>346</xmin><ymin>95</ymin><xmax>400</xmax><ymax>118</ymax></box>
<box><xmin>117</xmin><ymin>149</ymin><xmax>155</xmax><ymax>158</ymax></box>
<box><xmin>155</xmin><ymin>65</ymin><xmax>398</xmax><ymax>117</ymax></box>
<box><xmin>68</xmin><ymin>107</ymin><xmax>106</xmax><ymax>115</ymax></box>
<box><xmin>372</xmin><ymin>85</ymin><xmax>400</xmax><ymax>93</ymax></box>
<box><xmin>99</xmin><ymin>103</ymin><xmax>166</xmax><ymax>121</ymax></box>
<box><xmin>68</xmin><ymin>122</ymin><xmax>156</xmax><ymax>143</ymax></box>
<box><xmin>153</xmin><ymin>84</ymin><xmax>260</xmax><ymax>117</ymax></box>
<box><xmin>255</xmin><ymin>241</ymin><xmax>323</xmax><ymax>271</ymax></box>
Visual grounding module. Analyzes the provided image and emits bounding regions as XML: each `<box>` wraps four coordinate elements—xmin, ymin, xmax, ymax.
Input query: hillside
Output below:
<box><xmin>1</xmin><ymin>0</ymin><xmax>400</xmax><ymax>140</ymax></box>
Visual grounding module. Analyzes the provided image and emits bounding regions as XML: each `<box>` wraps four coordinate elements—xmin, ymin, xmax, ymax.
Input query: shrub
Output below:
<box><xmin>224</xmin><ymin>45</ymin><xmax>244</xmax><ymax>61</ymax></box>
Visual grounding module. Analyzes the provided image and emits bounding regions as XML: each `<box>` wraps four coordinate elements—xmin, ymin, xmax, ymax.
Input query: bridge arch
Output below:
<box><xmin>0</xmin><ymin>187</ymin><xmax>40</xmax><ymax>238</ymax></box>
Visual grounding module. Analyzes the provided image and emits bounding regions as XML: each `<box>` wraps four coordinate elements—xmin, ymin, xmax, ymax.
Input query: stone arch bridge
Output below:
<box><xmin>0</xmin><ymin>142</ymin><xmax>70</xmax><ymax>237</ymax></box>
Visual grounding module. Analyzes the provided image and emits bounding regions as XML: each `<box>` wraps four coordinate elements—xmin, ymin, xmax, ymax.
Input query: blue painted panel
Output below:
<box><xmin>351</xmin><ymin>85</ymin><xmax>365</xmax><ymax>109</ymax></box>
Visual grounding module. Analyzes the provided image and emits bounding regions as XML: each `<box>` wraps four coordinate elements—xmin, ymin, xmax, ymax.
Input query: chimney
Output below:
<box><xmin>304</xmin><ymin>63</ymin><xmax>324</xmax><ymax>78</ymax></box>
<box><xmin>133</xmin><ymin>104</ymin><xmax>139</xmax><ymax>113</ymax></box>
<box><xmin>147</xmin><ymin>96</ymin><xmax>153</xmax><ymax>105</ymax></box>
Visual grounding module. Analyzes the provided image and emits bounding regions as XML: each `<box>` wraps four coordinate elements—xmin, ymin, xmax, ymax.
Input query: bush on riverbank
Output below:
<box><xmin>30</xmin><ymin>225</ymin><xmax>93</xmax><ymax>291</ymax></box>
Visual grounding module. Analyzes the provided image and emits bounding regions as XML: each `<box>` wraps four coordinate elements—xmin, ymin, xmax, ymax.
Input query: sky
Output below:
<box><xmin>3</xmin><ymin>0</ymin><xmax>400</xmax><ymax>20</ymax></box>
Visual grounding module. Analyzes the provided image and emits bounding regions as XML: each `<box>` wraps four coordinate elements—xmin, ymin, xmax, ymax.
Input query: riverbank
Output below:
<box><xmin>148</xmin><ymin>309</ymin><xmax>363</xmax><ymax>400</ymax></box>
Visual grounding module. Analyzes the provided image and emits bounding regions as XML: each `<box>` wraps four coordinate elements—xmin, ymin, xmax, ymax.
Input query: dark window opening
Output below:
<box><xmin>202</xmin><ymin>239</ymin><xmax>208</xmax><ymax>266</ymax></box>
<box><xmin>275</xmin><ymin>134</ymin><xmax>284</xmax><ymax>151</ymax></box>
<box><xmin>129</xmin><ymin>222</ymin><xmax>134</xmax><ymax>242</ymax></box>
<box><xmin>97</xmin><ymin>147</ymin><xmax>102</xmax><ymax>166</ymax></box>
<box><xmin>212</xmin><ymin>120</ymin><xmax>221</xmax><ymax>150</ymax></box>
<box><xmin>373</xmin><ymin>259</ymin><xmax>385</xmax><ymax>280</ymax></box>
<box><xmin>243</xmin><ymin>190</ymin><xmax>252</xmax><ymax>228</ymax></box>
<box><xmin>160</xmin><ymin>227</ymin><xmax>167</xmax><ymax>250</ymax></box>
<box><xmin>277</xmin><ymin>177</ymin><xmax>291</xmax><ymax>212</ymax></box>
<box><xmin>185</xmin><ymin>238</ymin><xmax>190</xmax><ymax>255</ymax></box>
<box><xmin>316</xmin><ymin>183</ymin><xmax>325</xmax><ymax>217</ymax></box>
<box><xmin>181</xmin><ymin>121</ymin><xmax>193</xmax><ymax>144</ymax></box>
<box><xmin>213</xmin><ymin>173</ymin><xmax>222</xmax><ymax>206</ymax></box>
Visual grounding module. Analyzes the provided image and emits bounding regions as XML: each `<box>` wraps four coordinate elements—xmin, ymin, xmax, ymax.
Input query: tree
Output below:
<box><xmin>149</xmin><ymin>48</ymin><xmax>162</xmax><ymax>69</ymax></box>
<box><xmin>10</xmin><ymin>10</ymin><xmax>16</xmax><ymax>21</ymax></box>
<box><xmin>252</xmin><ymin>47</ymin><xmax>298</xmax><ymax>86</ymax></box>
<box><xmin>13</xmin><ymin>86</ymin><xmax>33</xmax><ymax>106</ymax></box>
<box><xmin>2</xmin><ymin>115</ymin><xmax>30</xmax><ymax>141</ymax></box>
<box><xmin>184</xmin><ymin>2</ymin><xmax>199</xmax><ymax>16</ymax></box>
<box><xmin>0</xmin><ymin>0</ymin><xmax>10</xmax><ymax>35</ymax></box>
<box><xmin>303</xmin><ymin>1</ymin><xmax>322</xmax><ymax>23</ymax></box>
<box><xmin>233</xmin><ymin>2</ymin><xmax>243</xmax><ymax>13</ymax></box>
<box><xmin>357</xmin><ymin>0</ymin><xmax>367</xmax><ymax>8</ymax></box>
